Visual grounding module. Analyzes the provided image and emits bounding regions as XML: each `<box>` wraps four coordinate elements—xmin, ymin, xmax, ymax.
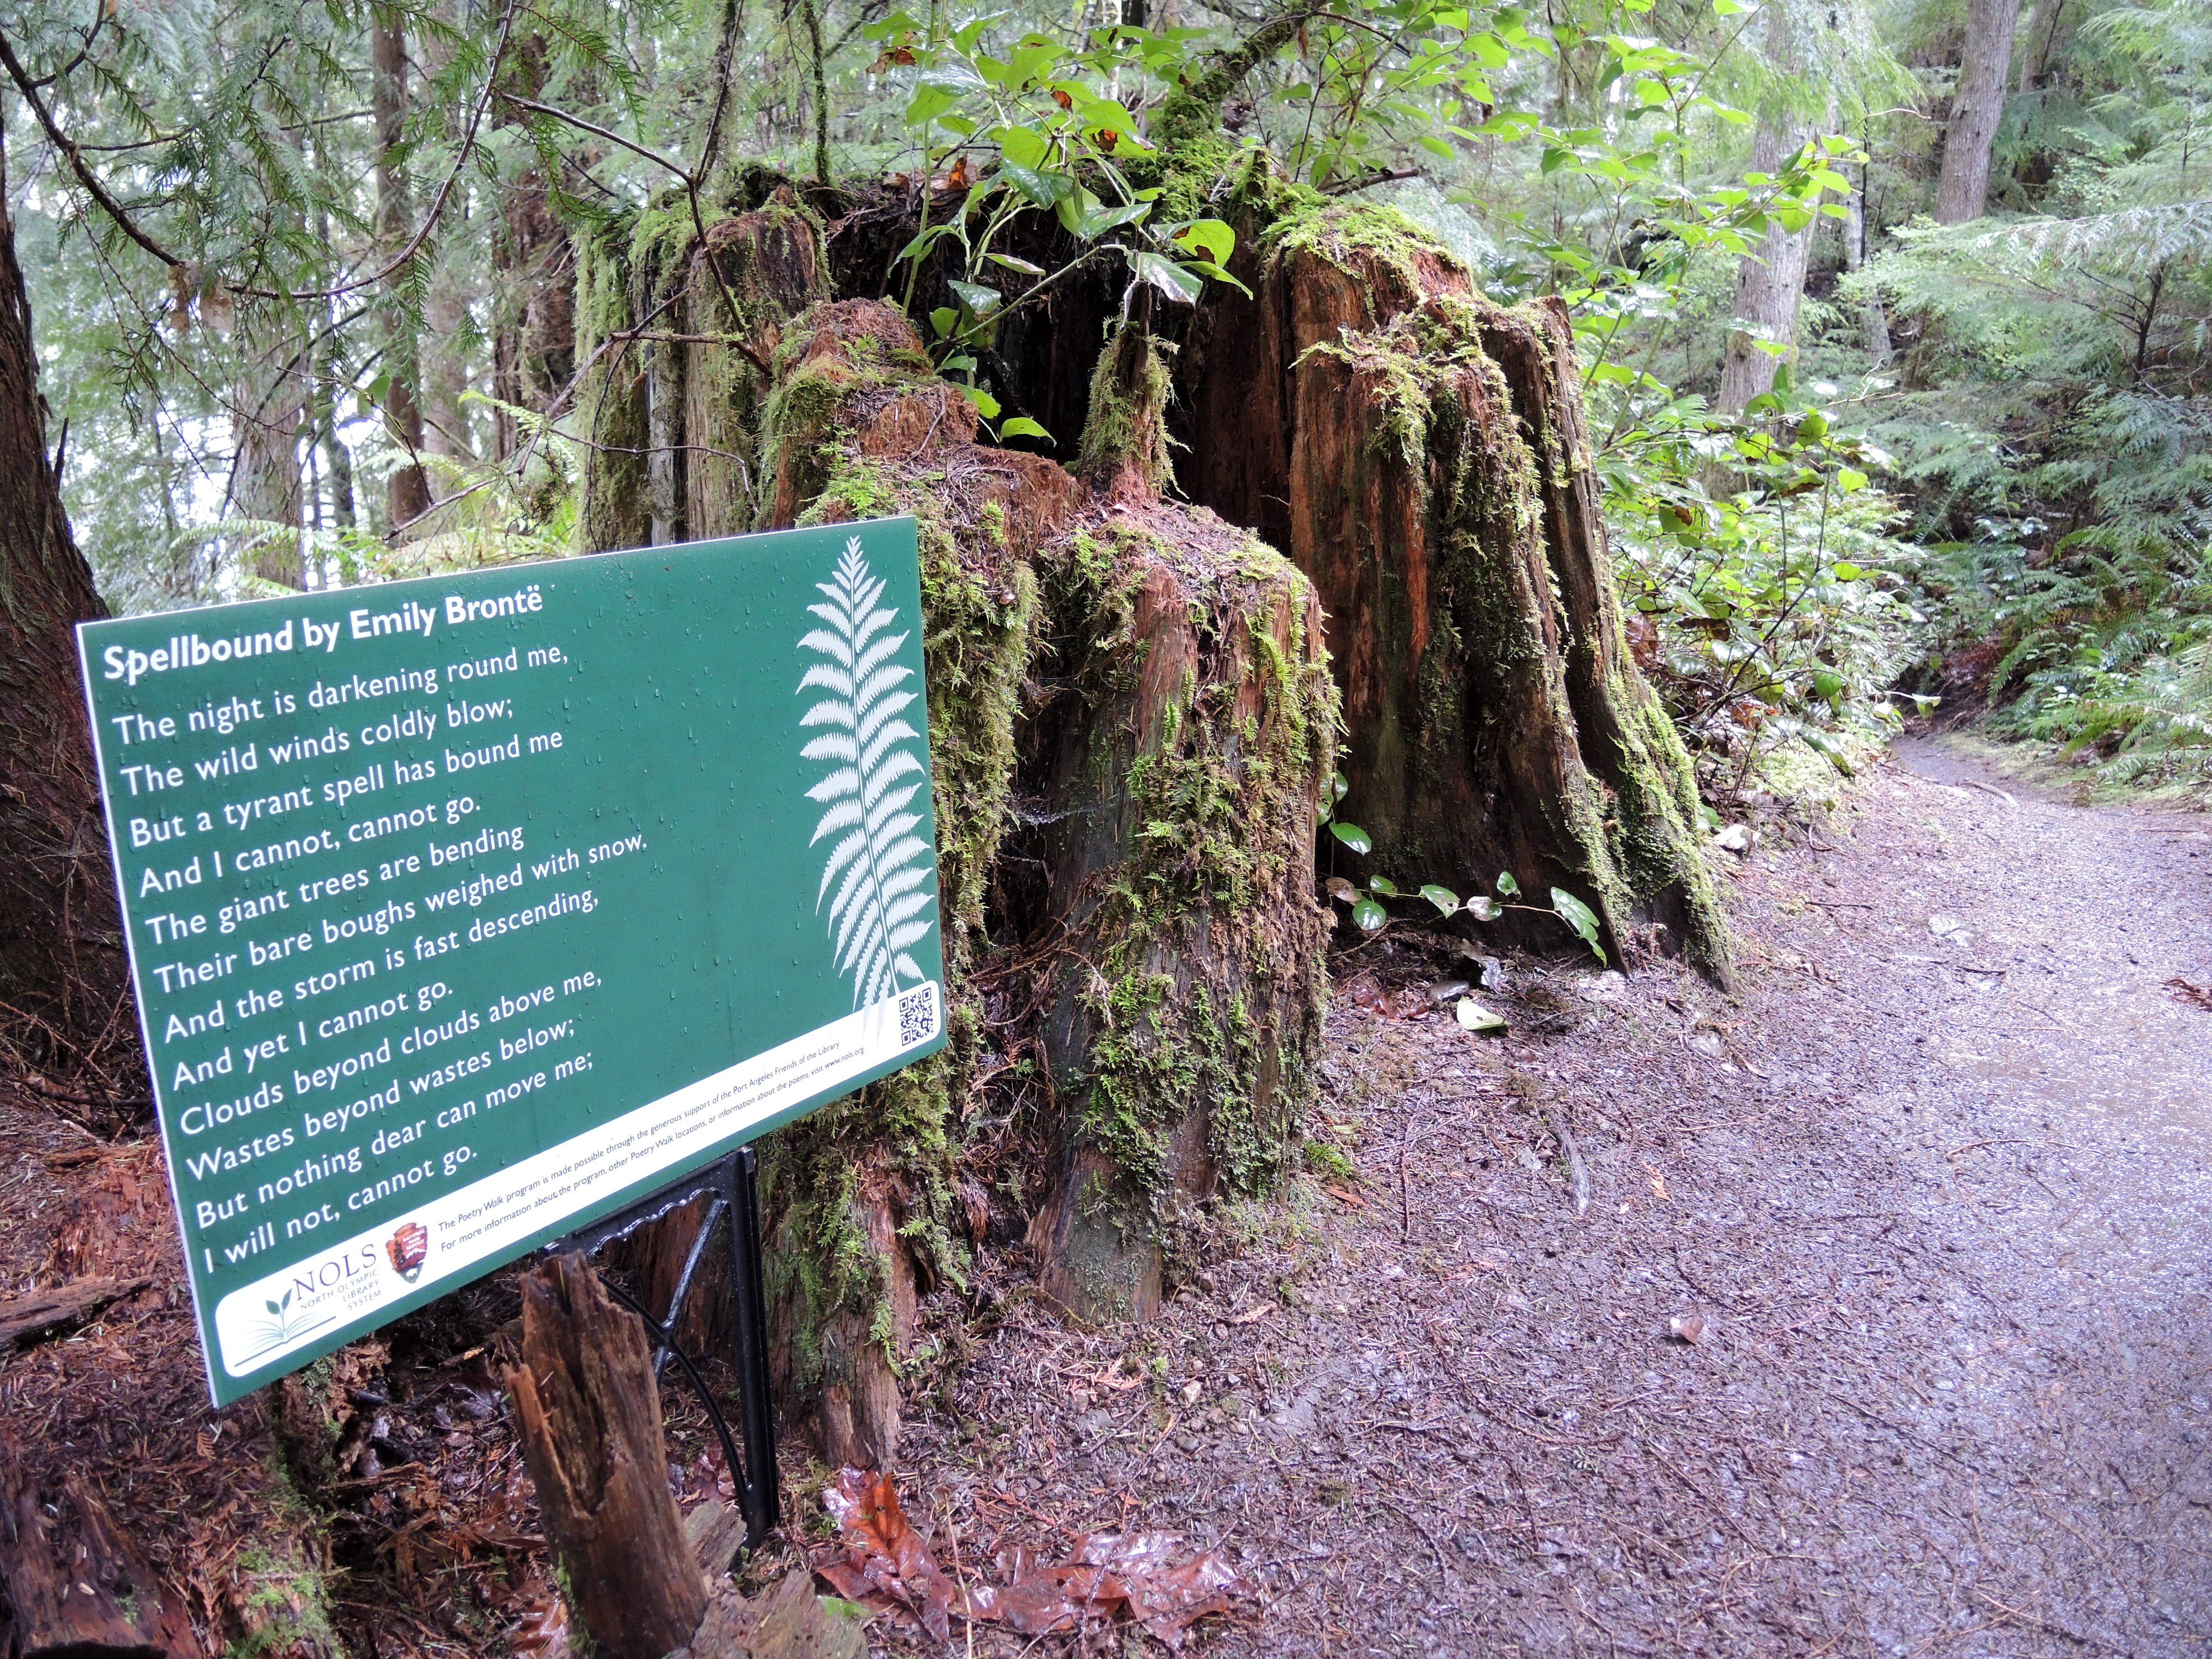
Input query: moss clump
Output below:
<box><xmin>1036</xmin><ymin>519</ymin><xmax>1335</xmax><ymax>1255</ymax></box>
<box><xmin>1074</xmin><ymin>324</ymin><xmax>1176</xmax><ymax>493</ymax></box>
<box><xmin>1269</xmin><ymin>197</ymin><xmax>1464</xmax><ymax>291</ymax></box>
<box><xmin>223</xmin><ymin>1543</ymin><xmax>337</xmax><ymax>1659</ymax></box>
<box><xmin>575</xmin><ymin>210</ymin><xmax>649</xmax><ymax>554</ymax></box>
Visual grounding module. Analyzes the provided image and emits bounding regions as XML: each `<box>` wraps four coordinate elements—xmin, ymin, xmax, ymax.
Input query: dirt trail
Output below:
<box><xmin>898</xmin><ymin>735</ymin><xmax>2212</xmax><ymax>1656</ymax></box>
<box><xmin>6</xmin><ymin>735</ymin><xmax>2209</xmax><ymax>1656</ymax></box>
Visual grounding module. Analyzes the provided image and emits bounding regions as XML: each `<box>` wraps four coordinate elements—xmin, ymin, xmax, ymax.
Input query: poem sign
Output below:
<box><xmin>78</xmin><ymin>518</ymin><xmax>946</xmax><ymax>1404</ymax></box>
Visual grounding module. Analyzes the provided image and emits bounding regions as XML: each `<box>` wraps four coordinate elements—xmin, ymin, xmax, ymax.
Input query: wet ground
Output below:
<box><xmin>7</xmin><ymin>733</ymin><xmax>2209</xmax><ymax>1656</ymax></box>
<box><xmin>886</xmin><ymin>734</ymin><xmax>2212</xmax><ymax>1655</ymax></box>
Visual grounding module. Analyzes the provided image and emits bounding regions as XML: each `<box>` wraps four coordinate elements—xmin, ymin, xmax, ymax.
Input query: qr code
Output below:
<box><xmin>897</xmin><ymin>985</ymin><xmax>937</xmax><ymax>1048</ymax></box>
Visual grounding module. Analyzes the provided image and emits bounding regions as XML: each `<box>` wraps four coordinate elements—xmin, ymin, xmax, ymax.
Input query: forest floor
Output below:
<box><xmin>4</xmin><ymin>730</ymin><xmax>2210</xmax><ymax>1657</ymax></box>
<box><xmin>877</xmin><ymin>731</ymin><xmax>2212</xmax><ymax>1657</ymax></box>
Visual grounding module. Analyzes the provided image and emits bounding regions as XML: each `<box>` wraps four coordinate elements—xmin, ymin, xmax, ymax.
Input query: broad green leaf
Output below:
<box><xmin>1468</xmin><ymin>895</ymin><xmax>1504</xmax><ymax>921</ymax></box>
<box><xmin>1550</xmin><ymin>888</ymin><xmax>1606</xmax><ymax>962</ymax></box>
<box><xmin>987</xmin><ymin>251</ymin><xmax>1047</xmax><ymax>275</ymax></box>
<box><xmin>1076</xmin><ymin>200</ymin><xmax>1151</xmax><ymax>240</ymax></box>
<box><xmin>997</xmin><ymin>123</ymin><xmax>1049</xmax><ymax>169</ymax></box>
<box><xmin>929</xmin><ymin>307</ymin><xmax>958</xmax><ymax>338</ymax></box>
<box><xmin>1329</xmin><ymin>821</ymin><xmax>1372</xmax><ymax>854</ymax></box>
<box><xmin>1351</xmin><ymin>897</ymin><xmax>1389</xmax><ymax>933</ymax></box>
<box><xmin>1129</xmin><ymin>250</ymin><xmax>1203</xmax><ymax>304</ymax></box>
<box><xmin>999</xmin><ymin>159</ymin><xmax>1066</xmax><ymax>207</ymax></box>
<box><xmin>947</xmin><ymin>279</ymin><xmax>1003</xmax><ymax>315</ymax></box>
<box><xmin>1420</xmin><ymin>883</ymin><xmax>1460</xmax><ymax>916</ymax></box>
<box><xmin>1456</xmin><ymin>997</ymin><xmax>1507</xmax><ymax>1032</ymax></box>
<box><xmin>1495</xmin><ymin>870</ymin><xmax>1520</xmax><ymax>897</ymax></box>
<box><xmin>959</xmin><ymin>383</ymin><xmax>1002</xmax><ymax>418</ymax></box>
<box><xmin>999</xmin><ymin>415</ymin><xmax>1052</xmax><ymax>440</ymax></box>
<box><xmin>1169</xmin><ymin>217</ymin><xmax>1236</xmax><ymax>265</ymax></box>
<box><xmin>1368</xmin><ymin>874</ymin><xmax>1399</xmax><ymax>896</ymax></box>
<box><xmin>905</xmin><ymin>84</ymin><xmax>956</xmax><ymax>127</ymax></box>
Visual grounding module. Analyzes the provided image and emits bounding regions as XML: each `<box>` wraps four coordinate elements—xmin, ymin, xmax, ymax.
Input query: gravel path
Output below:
<box><xmin>892</xmin><ymin>735</ymin><xmax>2212</xmax><ymax>1656</ymax></box>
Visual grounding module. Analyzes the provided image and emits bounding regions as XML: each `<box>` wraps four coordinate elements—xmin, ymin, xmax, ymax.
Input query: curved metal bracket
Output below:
<box><xmin>542</xmin><ymin>1146</ymin><xmax>779</xmax><ymax>1551</ymax></box>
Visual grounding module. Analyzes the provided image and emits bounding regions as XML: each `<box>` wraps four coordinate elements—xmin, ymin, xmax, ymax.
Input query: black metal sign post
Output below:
<box><xmin>542</xmin><ymin>1146</ymin><xmax>780</xmax><ymax>1549</ymax></box>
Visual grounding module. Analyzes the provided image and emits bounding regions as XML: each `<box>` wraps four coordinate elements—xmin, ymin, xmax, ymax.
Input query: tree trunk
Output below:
<box><xmin>1717</xmin><ymin>109</ymin><xmax>1816</xmax><ymax>412</ymax></box>
<box><xmin>1936</xmin><ymin>0</ymin><xmax>2020</xmax><ymax>224</ymax></box>
<box><xmin>1175</xmin><ymin>201</ymin><xmax>1730</xmax><ymax>978</ymax></box>
<box><xmin>1843</xmin><ymin>181</ymin><xmax>1893</xmax><ymax>363</ymax></box>
<box><xmin>0</xmin><ymin>124</ymin><xmax>134</xmax><ymax>1076</ymax></box>
<box><xmin>373</xmin><ymin>8</ymin><xmax>432</xmax><ymax>529</ymax></box>
<box><xmin>231</xmin><ymin>304</ymin><xmax>308</xmax><ymax>587</ymax></box>
<box><xmin>422</xmin><ymin>273</ymin><xmax>476</xmax><ymax>466</ymax></box>
<box><xmin>491</xmin><ymin>34</ymin><xmax>574</xmax><ymax>461</ymax></box>
<box><xmin>2017</xmin><ymin>0</ymin><xmax>2064</xmax><ymax>92</ymax></box>
<box><xmin>505</xmin><ymin>1255</ymin><xmax>708</xmax><ymax>1659</ymax></box>
<box><xmin>576</xmin><ymin>215</ymin><xmax>651</xmax><ymax>554</ymax></box>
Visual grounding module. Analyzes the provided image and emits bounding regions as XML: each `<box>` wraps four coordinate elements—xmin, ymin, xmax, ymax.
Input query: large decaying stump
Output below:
<box><xmin>578</xmin><ymin>192</ymin><xmax>1337</xmax><ymax>1462</ymax></box>
<box><xmin>505</xmin><ymin>1255</ymin><xmax>709</xmax><ymax>1659</ymax></box>
<box><xmin>1175</xmin><ymin>199</ymin><xmax>1730</xmax><ymax>979</ymax></box>
<box><xmin>571</xmin><ymin>164</ymin><xmax>1726</xmax><ymax>1463</ymax></box>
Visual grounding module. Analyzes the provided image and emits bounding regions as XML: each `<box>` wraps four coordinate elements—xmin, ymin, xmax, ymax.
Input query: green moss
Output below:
<box><xmin>1074</xmin><ymin>324</ymin><xmax>1176</xmax><ymax>491</ymax></box>
<box><xmin>1265</xmin><ymin>196</ymin><xmax>1468</xmax><ymax>306</ymax></box>
<box><xmin>1043</xmin><ymin>523</ymin><xmax>1335</xmax><ymax>1238</ymax></box>
<box><xmin>759</xmin><ymin>308</ymin><xmax>1044</xmax><ymax>1391</ymax></box>
<box><xmin>223</xmin><ymin>1545</ymin><xmax>337</xmax><ymax>1659</ymax></box>
<box><xmin>576</xmin><ymin>211</ymin><xmax>648</xmax><ymax>553</ymax></box>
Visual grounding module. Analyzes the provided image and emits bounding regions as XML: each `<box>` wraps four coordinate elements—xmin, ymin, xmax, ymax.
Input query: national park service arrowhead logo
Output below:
<box><xmin>386</xmin><ymin>1222</ymin><xmax>429</xmax><ymax>1282</ymax></box>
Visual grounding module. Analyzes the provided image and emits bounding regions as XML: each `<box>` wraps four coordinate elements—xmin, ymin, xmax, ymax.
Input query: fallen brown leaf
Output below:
<box><xmin>2166</xmin><ymin>976</ymin><xmax>2212</xmax><ymax>1011</ymax></box>
<box><xmin>816</xmin><ymin>1473</ymin><xmax>1255</xmax><ymax>1648</ymax></box>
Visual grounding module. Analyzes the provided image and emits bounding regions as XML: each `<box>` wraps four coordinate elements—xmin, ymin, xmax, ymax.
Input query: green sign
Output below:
<box><xmin>79</xmin><ymin>518</ymin><xmax>946</xmax><ymax>1405</ymax></box>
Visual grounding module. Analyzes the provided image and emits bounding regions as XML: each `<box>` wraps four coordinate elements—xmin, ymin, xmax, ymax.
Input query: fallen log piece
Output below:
<box><xmin>674</xmin><ymin>1572</ymin><xmax>865</xmax><ymax>1659</ymax></box>
<box><xmin>0</xmin><ymin>1277</ymin><xmax>145</xmax><ymax>1352</ymax></box>
<box><xmin>0</xmin><ymin>1433</ymin><xmax>191</xmax><ymax>1656</ymax></box>
<box><xmin>504</xmin><ymin>1254</ymin><xmax>708</xmax><ymax>1659</ymax></box>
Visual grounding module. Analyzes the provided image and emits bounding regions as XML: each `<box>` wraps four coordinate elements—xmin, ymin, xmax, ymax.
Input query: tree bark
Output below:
<box><xmin>373</xmin><ymin>7</ymin><xmax>432</xmax><ymax>529</ymax></box>
<box><xmin>491</xmin><ymin>34</ymin><xmax>574</xmax><ymax>461</ymax></box>
<box><xmin>1843</xmin><ymin>180</ymin><xmax>1893</xmax><ymax>362</ymax></box>
<box><xmin>0</xmin><ymin>1431</ymin><xmax>194</xmax><ymax>1656</ymax></box>
<box><xmin>505</xmin><ymin>1255</ymin><xmax>708</xmax><ymax>1659</ymax></box>
<box><xmin>231</xmin><ymin>304</ymin><xmax>309</xmax><ymax>587</ymax></box>
<box><xmin>1717</xmin><ymin>107</ymin><xmax>1817</xmax><ymax>412</ymax></box>
<box><xmin>0</xmin><ymin>124</ymin><xmax>134</xmax><ymax>1074</ymax></box>
<box><xmin>1175</xmin><ymin>204</ymin><xmax>1731</xmax><ymax>978</ymax></box>
<box><xmin>1936</xmin><ymin>0</ymin><xmax>2020</xmax><ymax>224</ymax></box>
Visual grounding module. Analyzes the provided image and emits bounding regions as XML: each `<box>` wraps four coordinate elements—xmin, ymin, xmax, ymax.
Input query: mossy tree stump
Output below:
<box><xmin>570</xmin><ymin>163</ymin><xmax>1723</xmax><ymax>1464</ymax></box>
<box><xmin>580</xmin><ymin>221</ymin><xmax>1337</xmax><ymax>1459</ymax></box>
<box><xmin>1175</xmin><ymin>199</ymin><xmax>1730</xmax><ymax>980</ymax></box>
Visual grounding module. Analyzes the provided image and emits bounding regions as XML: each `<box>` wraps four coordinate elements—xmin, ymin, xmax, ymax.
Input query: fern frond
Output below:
<box><xmin>797</xmin><ymin>538</ymin><xmax>937</xmax><ymax>1009</ymax></box>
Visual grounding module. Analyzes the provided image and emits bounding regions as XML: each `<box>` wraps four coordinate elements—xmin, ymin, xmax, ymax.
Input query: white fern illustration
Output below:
<box><xmin>798</xmin><ymin>538</ymin><xmax>936</xmax><ymax>1008</ymax></box>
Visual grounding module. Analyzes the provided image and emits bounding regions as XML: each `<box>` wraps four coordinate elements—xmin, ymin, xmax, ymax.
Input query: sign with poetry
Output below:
<box><xmin>78</xmin><ymin>518</ymin><xmax>945</xmax><ymax>1405</ymax></box>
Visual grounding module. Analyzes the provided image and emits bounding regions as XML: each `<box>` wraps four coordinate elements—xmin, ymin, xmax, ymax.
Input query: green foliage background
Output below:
<box><xmin>4</xmin><ymin>0</ymin><xmax>2207</xmax><ymax>795</ymax></box>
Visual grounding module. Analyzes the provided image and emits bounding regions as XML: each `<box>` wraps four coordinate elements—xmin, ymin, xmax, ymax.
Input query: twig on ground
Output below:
<box><xmin>1546</xmin><ymin>1108</ymin><xmax>1590</xmax><ymax>1217</ymax></box>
